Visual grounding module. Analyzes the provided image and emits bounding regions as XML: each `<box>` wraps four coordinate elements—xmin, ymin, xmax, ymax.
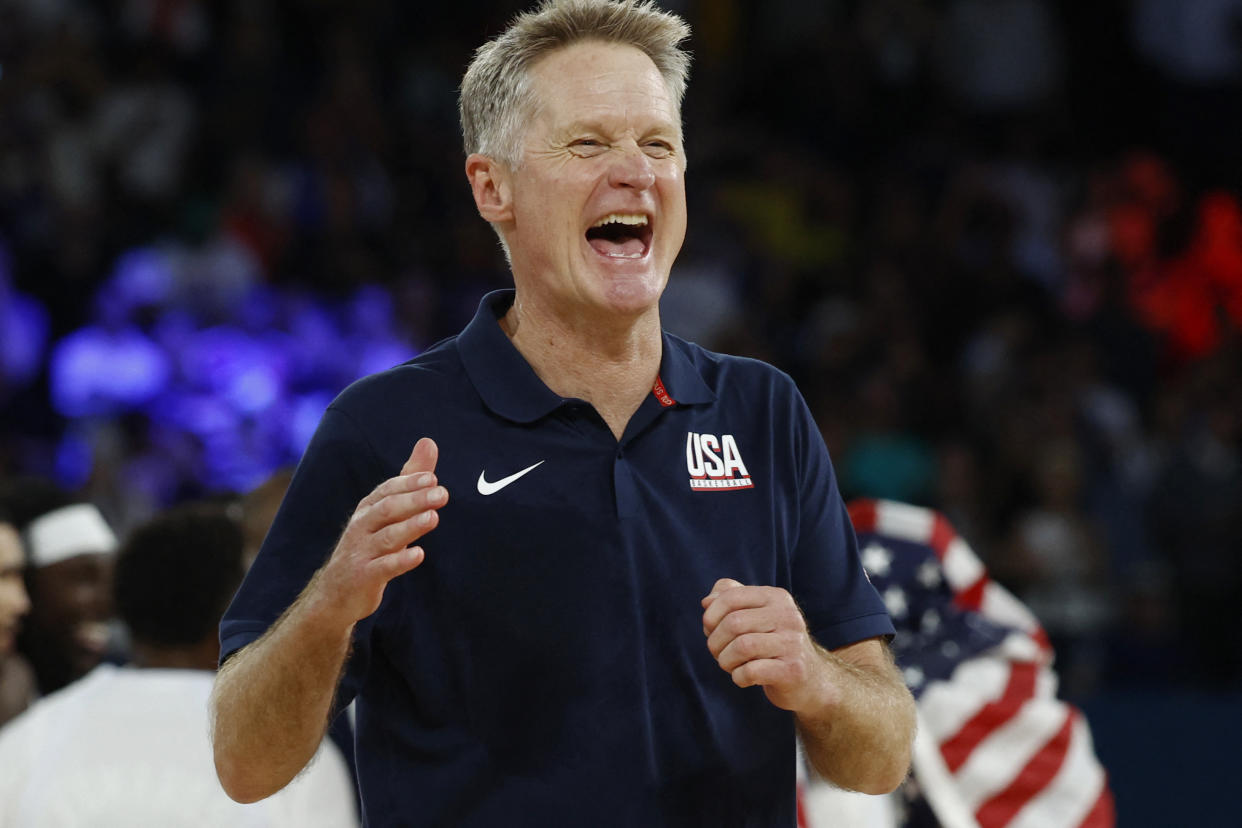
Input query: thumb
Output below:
<box><xmin>701</xmin><ymin>577</ymin><xmax>745</xmax><ymax>607</ymax></box>
<box><xmin>400</xmin><ymin>437</ymin><xmax>439</xmax><ymax>477</ymax></box>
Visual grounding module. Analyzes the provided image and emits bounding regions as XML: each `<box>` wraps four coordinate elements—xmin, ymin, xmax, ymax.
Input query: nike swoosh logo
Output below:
<box><xmin>477</xmin><ymin>460</ymin><xmax>545</xmax><ymax>496</ymax></box>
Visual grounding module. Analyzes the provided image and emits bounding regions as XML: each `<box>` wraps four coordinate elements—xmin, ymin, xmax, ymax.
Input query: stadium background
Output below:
<box><xmin>0</xmin><ymin>1</ymin><xmax>1239</xmax><ymax>821</ymax></box>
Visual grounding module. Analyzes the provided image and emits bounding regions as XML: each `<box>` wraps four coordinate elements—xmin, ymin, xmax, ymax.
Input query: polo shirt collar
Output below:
<box><xmin>458</xmin><ymin>290</ymin><xmax>562</xmax><ymax>423</ymax></box>
<box><xmin>655</xmin><ymin>331</ymin><xmax>715</xmax><ymax>407</ymax></box>
<box><xmin>458</xmin><ymin>289</ymin><xmax>715</xmax><ymax>423</ymax></box>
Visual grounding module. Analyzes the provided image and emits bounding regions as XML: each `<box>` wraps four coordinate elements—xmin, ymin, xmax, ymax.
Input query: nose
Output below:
<box><xmin>608</xmin><ymin>142</ymin><xmax>656</xmax><ymax>191</ymax></box>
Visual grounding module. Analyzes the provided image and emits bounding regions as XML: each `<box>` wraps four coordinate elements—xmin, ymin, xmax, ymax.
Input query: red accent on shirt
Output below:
<box><xmin>652</xmin><ymin>375</ymin><xmax>676</xmax><ymax>407</ymax></box>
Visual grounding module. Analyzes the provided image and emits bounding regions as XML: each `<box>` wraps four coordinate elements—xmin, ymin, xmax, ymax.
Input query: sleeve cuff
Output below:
<box><xmin>811</xmin><ymin>611</ymin><xmax>895</xmax><ymax>651</ymax></box>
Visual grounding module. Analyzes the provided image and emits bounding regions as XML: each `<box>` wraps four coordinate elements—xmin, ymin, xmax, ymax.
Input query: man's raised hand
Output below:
<box><xmin>312</xmin><ymin>437</ymin><xmax>448</xmax><ymax>626</ymax></box>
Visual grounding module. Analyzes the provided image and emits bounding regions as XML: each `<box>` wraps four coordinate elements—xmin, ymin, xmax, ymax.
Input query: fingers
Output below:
<box><xmin>701</xmin><ymin>578</ymin><xmax>744</xmax><ymax>608</ymax></box>
<box><xmin>370</xmin><ymin>545</ymin><xmax>426</xmax><ymax>581</ymax></box>
<box><xmin>726</xmin><ymin>656</ymin><xmax>806</xmax><ymax>690</ymax></box>
<box><xmin>401</xmin><ymin>437</ymin><xmax>439</xmax><ymax>476</ymax></box>
<box><xmin>714</xmin><ymin>629</ymin><xmax>804</xmax><ymax>673</ymax></box>
<box><xmin>346</xmin><ymin>438</ymin><xmax>449</xmax><ymax>558</ymax></box>
<box><xmin>360</xmin><ymin>484</ymin><xmax>448</xmax><ymax>546</ymax></box>
<box><xmin>702</xmin><ymin>582</ymin><xmax>789</xmax><ymax>635</ymax></box>
<box><xmin>702</xmin><ymin>582</ymin><xmax>818</xmax><ymax>708</ymax></box>
<box><xmin>705</xmin><ymin>607</ymin><xmax>778</xmax><ymax>657</ymax></box>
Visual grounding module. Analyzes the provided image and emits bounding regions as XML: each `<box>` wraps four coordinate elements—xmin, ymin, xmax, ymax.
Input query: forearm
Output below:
<box><xmin>210</xmin><ymin>571</ymin><xmax>354</xmax><ymax>803</ymax></box>
<box><xmin>795</xmin><ymin>642</ymin><xmax>915</xmax><ymax>795</ymax></box>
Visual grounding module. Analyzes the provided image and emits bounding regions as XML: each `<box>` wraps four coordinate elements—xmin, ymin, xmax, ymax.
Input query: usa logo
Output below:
<box><xmin>685</xmin><ymin>432</ymin><xmax>753</xmax><ymax>490</ymax></box>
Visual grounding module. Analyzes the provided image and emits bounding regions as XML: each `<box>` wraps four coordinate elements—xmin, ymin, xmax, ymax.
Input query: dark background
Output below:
<box><xmin>2</xmin><ymin>1</ymin><xmax>1240</xmax><ymax>821</ymax></box>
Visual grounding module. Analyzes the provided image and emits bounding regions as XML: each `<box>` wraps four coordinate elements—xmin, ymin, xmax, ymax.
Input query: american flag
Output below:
<box><xmin>798</xmin><ymin>499</ymin><xmax>1115</xmax><ymax>828</ymax></box>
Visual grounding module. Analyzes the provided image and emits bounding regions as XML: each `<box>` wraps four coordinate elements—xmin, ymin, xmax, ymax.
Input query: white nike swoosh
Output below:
<box><xmin>476</xmin><ymin>460</ymin><xmax>545</xmax><ymax>495</ymax></box>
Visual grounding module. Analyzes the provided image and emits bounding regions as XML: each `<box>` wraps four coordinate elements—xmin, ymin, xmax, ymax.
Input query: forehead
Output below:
<box><xmin>527</xmin><ymin>40</ymin><xmax>677</xmax><ymax>132</ymax></box>
<box><xmin>31</xmin><ymin>552</ymin><xmax>112</xmax><ymax>585</ymax></box>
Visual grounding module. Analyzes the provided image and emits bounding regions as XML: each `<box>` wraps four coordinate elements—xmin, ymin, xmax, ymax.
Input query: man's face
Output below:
<box><xmin>0</xmin><ymin>524</ymin><xmax>31</xmax><ymax>656</ymax></box>
<box><xmin>25</xmin><ymin>553</ymin><xmax>113</xmax><ymax>679</ymax></box>
<box><xmin>503</xmin><ymin>40</ymin><xmax>687</xmax><ymax>322</ymax></box>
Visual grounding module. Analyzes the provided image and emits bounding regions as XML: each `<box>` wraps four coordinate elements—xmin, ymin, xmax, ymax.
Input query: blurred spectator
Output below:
<box><xmin>0</xmin><ymin>503</ymin><xmax>35</xmax><ymax>726</ymax></box>
<box><xmin>1000</xmin><ymin>439</ymin><xmax>1114</xmax><ymax>697</ymax></box>
<box><xmin>1148</xmin><ymin>348</ymin><xmax>1242</xmax><ymax>684</ymax></box>
<box><xmin>234</xmin><ymin>466</ymin><xmax>293</xmax><ymax>570</ymax></box>
<box><xmin>1</xmin><ymin>479</ymin><xmax>118</xmax><ymax>696</ymax></box>
<box><xmin>0</xmin><ymin>502</ymin><xmax>358</xmax><ymax>826</ymax></box>
<box><xmin>1131</xmin><ymin>0</ymin><xmax>1242</xmax><ymax>185</ymax></box>
<box><xmin>934</xmin><ymin>0</ymin><xmax>1065</xmax><ymax>117</ymax></box>
<box><xmin>0</xmin><ymin>241</ymin><xmax>49</xmax><ymax>402</ymax></box>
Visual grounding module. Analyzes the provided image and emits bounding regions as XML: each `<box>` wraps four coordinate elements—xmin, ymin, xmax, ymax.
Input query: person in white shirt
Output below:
<box><xmin>0</xmin><ymin>502</ymin><xmax>358</xmax><ymax>828</ymax></box>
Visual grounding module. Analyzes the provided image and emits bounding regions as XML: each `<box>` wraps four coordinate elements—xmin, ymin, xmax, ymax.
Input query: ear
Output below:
<box><xmin>465</xmin><ymin>153</ymin><xmax>514</xmax><ymax>223</ymax></box>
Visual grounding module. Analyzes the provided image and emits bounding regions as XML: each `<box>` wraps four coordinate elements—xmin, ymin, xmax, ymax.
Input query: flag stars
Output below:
<box><xmin>903</xmin><ymin>665</ymin><xmax>925</xmax><ymax>688</ymax></box>
<box><xmin>862</xmin><ymin>542</ymin><xmax>893</xmax><ymax>578</ymax></box>
<box><xmin>883</xmin><ymin>586</ymin><xmax>908</xmax><ymax>619</ymax></box>
<box><xmin>916</xmin><ymin>559</ymin><xmax>942</xmax><ymax>589</ymax></box>
<box><xmin>921</xmin><ymin>609</ymin><xmax>941</xmax><ymax>635</ymax></box>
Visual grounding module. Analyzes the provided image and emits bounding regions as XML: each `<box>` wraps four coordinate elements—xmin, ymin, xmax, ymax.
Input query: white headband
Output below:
<box><xmin>26</xmin><ymin>504</ymin><xmax>117</xmax><ymax>568</ymax></box>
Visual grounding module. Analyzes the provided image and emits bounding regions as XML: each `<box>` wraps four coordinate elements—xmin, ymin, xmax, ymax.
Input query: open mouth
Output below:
<box><xmin>586</xmin><ymin>213</ymin><xmax>653</xmax><ymax>259</ymax></box>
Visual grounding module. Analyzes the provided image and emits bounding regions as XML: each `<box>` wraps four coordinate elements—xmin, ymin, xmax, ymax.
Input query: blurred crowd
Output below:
<box><xmin>1</xmin><ymin>0</ymin><xmax>1241</xmax><ymax>707</ymax></box>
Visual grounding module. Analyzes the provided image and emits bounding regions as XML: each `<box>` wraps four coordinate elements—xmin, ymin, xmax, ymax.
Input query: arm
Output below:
<box><xmin>702</xmin><ymin>578</ymin><xmax>915</xmax><ymax>794</ymax></box>
<box><xmin>210</xmin><ymin>437</ymin><xmax>448</xmax><ymax>803</ymax></box>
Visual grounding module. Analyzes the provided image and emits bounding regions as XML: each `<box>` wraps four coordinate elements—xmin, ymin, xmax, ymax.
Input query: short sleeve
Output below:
<box><xmin>785</xmin><ymin>390</ymin><xmax>895</xmax><ymax>650</ymax></box>
<box><xmin>218</xmin><ymin>404</ymin><xmax>387</xmax><ymax>710</ymax></box>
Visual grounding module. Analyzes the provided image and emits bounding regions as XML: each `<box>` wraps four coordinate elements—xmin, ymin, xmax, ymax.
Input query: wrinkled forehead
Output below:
<box><xmin>526</xmin><ymin>40</ymin><xmax>680</xmax><ymax>134</ymax></box>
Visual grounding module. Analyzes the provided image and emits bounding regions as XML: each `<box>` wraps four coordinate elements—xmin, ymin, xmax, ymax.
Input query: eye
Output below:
<box><xmin>644</xmin><ymin>140</ymin><xmax>674</xmax><ymax>158</ymax></box>
<box><xmin>569</xmin><ymin>138</ymin><xmax>607</xmax><ymax>156</ymax></box>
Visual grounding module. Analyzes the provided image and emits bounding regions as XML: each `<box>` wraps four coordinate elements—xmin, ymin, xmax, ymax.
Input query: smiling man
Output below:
<box><xmin>211</xmin><ymin>2</ymin><xmax>914</xmax><ymax>825</ymax></box>
<box><xmin>1</xmin><ymin>482</ymin><xmax>117</xmax><ymax>699</ymax></box>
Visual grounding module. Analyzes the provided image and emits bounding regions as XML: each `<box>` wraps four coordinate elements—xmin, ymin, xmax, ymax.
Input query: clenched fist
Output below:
<box><xmin>701</xmin><ymin>578</ymin><xmax>835</xmax><ymax>715</ymax></box>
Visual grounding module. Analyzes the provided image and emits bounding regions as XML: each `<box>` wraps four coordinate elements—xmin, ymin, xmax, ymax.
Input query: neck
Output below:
<box><xmin>502</xmin><ymin>294</ymin><xmax>662</xmax><ymax>439</ymax></box>
<box><xmin>130</xmin><ymin>638</ymin><xmax>219</xmax><ymax>672</ymax></box>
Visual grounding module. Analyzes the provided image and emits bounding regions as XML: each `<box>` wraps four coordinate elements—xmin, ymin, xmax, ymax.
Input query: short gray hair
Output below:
<box><xmin>460</xmin><ymin>0</ymin><xmax>692</xmax><ymax>167</ymax></box>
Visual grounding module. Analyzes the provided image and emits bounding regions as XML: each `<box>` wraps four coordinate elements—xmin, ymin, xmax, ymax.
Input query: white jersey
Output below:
<box><xmin>0</xmin><ymin>665</ymin><xmax>359</xmax><ymax>828</ymax></box>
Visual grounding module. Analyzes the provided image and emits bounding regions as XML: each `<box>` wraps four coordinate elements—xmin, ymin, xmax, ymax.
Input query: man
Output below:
<box><xmin>0</xmin><ymin>506</ymin><xmax>34</xmax><ymax>726</ymax></box>
<box><xmin>0</xmin><ymin>503</ymin><xmax>358</xmax><ymax>827</ymax></box>
<box><xmin>2</xmin><ymin>480</ymin><xmax>118</xmax><ymax>696</ymax></box>
<box><xmin>212</xmin><ymin>2</ymin><xmax>915</xmax><ymax>825</ymax></box>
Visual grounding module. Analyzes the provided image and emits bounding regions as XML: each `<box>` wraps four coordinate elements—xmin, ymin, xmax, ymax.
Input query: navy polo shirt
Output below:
<box><xmin>220</xmin><ymin>290</ymin><xmax>893</xmax><ymax>828</ymax></box>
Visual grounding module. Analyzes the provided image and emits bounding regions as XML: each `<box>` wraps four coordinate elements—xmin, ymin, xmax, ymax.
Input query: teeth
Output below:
<box><xmin>591</xmin><ymin>213</ymin><xmax>648</xmax><ymax>228</ymax></box>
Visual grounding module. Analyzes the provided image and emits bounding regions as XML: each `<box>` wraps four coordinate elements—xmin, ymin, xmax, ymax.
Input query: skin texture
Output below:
<box><xmin>0</xmin><ymin>525</ymin><xmax>31</xmax><ymax>657</ymax></box>
<box><xmin>212</xmin><ymin>39</ymin><xmax>914</xmax><ymax>805</ymax></box>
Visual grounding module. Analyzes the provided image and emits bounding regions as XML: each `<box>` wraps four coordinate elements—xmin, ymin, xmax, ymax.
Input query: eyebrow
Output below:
<box><xmin>558</xmin><ymin>119</ymin><xmax>682</xmax><ymax>141</ymax></box>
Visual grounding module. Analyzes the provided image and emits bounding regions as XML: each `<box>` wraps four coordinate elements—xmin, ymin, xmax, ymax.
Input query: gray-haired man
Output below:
<box><xmin>211</xmin><ymin>3</ymin><xmax>914</xmax><ymax>824</ymax></box>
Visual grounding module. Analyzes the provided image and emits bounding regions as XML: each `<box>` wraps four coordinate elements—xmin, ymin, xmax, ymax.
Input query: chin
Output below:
<box><xmin>598</xmin><ymin>273</ymin><xmax>665</xmax><ymax>318</ymax></box>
